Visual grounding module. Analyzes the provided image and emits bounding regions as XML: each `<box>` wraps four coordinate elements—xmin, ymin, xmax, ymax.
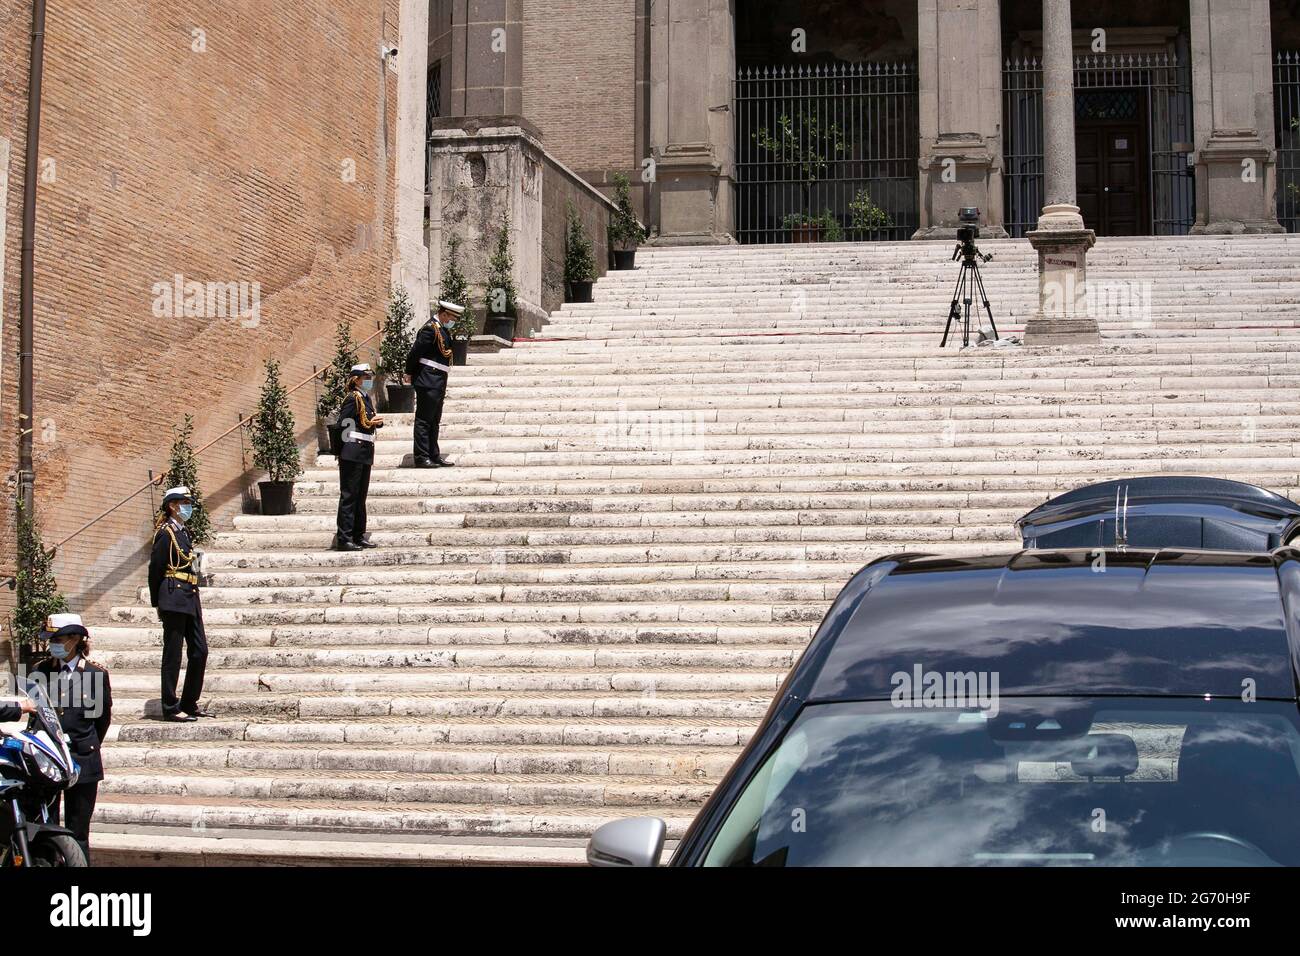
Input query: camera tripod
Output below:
<box><xmin>941</xmin><ymin>244</ymin><xmax>999</xmax><ymax>348</ymax></box>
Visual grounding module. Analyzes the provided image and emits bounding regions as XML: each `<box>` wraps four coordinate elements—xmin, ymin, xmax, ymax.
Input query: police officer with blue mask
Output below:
<box><xmin>334</xmin><ymin>363</ymin><xmax>384</xmax><ymax>551</ymax></box>
<box><xmin>149</xmin><ymin>486</ymin><xmax>211</xmax><ymax>722</ymax></box>
<box><xmin>405</xmin><ymin>302</ymin><xmax>460</xmax><ymax>468</ymax></box>
<box><xmin>32</xmin><ymin>613</ymin><xmax>112</xmax><ymax>863</ymax></box>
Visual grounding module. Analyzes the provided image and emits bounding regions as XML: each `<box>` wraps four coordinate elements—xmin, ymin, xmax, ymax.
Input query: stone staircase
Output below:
<box><xmin>88</xmin><ymin>233</ymin><xmax>1300</xmax><ymax>865</ymax></box>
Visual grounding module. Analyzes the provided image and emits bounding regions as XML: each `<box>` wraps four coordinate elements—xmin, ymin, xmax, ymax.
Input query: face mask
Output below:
<box><xmin>178</xmin><ymin>503</ymin><xmax>194</xmax><ymax>522</ymax></box>
<box><xmin>360</xmin><ymin>380</ymin><xmax>374</xmax><ymax>393</ymax></box>
<box><xmin>48</xmin><ymin>641</ymin><xmax>68</xmax><ymax>660</ymax></box>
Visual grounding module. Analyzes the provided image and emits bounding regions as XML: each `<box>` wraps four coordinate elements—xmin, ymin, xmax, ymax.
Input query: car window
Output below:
<box><xmin>702</xmin><ymin>699</ymin><xmax>1300</xmax><ymax>866</ymax></box>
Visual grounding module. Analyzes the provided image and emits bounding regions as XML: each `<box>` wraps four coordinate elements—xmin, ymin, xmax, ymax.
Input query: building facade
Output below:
<box><xmin>426</xmin><ymin>0</ymin><xmax>1300</xmax><ymax>243</ymax></box>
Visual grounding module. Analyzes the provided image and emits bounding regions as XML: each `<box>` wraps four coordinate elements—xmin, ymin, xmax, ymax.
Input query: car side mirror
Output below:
<box><xmin>587</xmin><ymin>817</ymin><xmax>667</xmax><ymax>867</ymax></box>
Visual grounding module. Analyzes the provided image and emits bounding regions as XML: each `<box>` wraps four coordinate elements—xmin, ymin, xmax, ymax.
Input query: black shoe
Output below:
<box><xmin>355</xmin><ymin>537</ymin><xmax>379</xmax><ymax>549</ymax></box>
<box><xmin>186</xmin><ymin>708</ymin><xmax>216</xmax><ymax>719</ymax></box>
<box><xmin>163</xmin><ymin>712</ymin><xmax>198</xmax><ymax>723</ymax></box>
<box><xmin>435</xmin><ymin>458</ymin><xmax>455</xmax><ymax>467</ymax></box>
<box><xmin>412</xmin><ymin>458</ymin><xmax>439</xmax><ymax>469</ymax></box>
<box><xmin>334</xmin><ymin>538</ymin><xmax>364</xmax><ymax>552</ymax></box>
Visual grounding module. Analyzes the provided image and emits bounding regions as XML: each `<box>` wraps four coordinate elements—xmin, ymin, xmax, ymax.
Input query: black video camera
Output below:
<box><xmin>953</xmin><ymin>207</ymin><xmax>992</xmax><ymax>263</ymax></box>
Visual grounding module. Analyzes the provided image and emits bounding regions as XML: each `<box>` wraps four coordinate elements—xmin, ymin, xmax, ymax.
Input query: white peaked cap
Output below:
<box><xmin>350</xmin><ymin>363</ymin><xmax>373</xmax><ymax>375</ymax></box>
<box><xmin>437</xmin><ymin>301</ymin><xmax>466</xmax><ymax>315</ymax></box>
<box><xmin>162</xmin><ymin>486</ymin><xmax>192</xmax><ymax>502</ymax></box>
<box><xmin>45</xmin><ymin>613</ymin><xmax>84</xmax><ymax>631</ymax></box>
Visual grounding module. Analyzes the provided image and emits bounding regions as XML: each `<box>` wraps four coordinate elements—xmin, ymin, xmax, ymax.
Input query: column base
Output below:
<box><xmin>1191</xmin><ymin>134</ymin><xmax>1283</xmax><ymax>235</ymax></box>
<box><xmin>1025</xmin><ymin>213</ymin><xmax>1099</xmax><ymax>347</ymax></box>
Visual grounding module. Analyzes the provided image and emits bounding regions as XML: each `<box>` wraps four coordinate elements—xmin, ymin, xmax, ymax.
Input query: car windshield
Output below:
<box><xmin>702</xmin><ymin>698</ymin><xmax>1300</xmax><ymax>866</ymax></box>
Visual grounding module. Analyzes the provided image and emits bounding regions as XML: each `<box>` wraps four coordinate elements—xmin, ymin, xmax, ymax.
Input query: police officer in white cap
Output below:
<box><xmin>149</xmin><ymin>486</ymin><xmax>211</xmax><ymax>721</ymax></box>
<box><xmin>32</xmin><ymin>613</ymin><xmax>112</xmax><ymax>861</ymax></box>
<box><xmin>334</xmin><ymin>363</ymin><xmax>385</xmax><ymax>551</ymax></box>
<box><xmin>404</xmin><ymin>301</ymin><xmax>460</xmax><ymax>468</ymax></box>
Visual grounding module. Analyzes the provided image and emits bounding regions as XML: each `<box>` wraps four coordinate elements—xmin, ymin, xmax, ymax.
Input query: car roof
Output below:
<box><xmin>805</xmin><ymin>548</ymin><xmax>1300</xmax><ymax>703</ymax></box>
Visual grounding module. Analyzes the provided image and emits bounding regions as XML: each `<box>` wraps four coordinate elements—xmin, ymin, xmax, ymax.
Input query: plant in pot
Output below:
<box><xmin>607</xmin><ymin>173</ymin><xmax>646</xmax><ymax>270</ymax></box>
<box><xmin>249</xmin><ymin>358</ymin><xmax>302</xmax><ymax>516</ymax></box>
<box><xmin>565</xmin><ymin>202</ymin><xmax>596</xmax><ymax>303</ymax></box>
<box><xmin>781</xmin><ymin>210</ymin><xmax>843</xmax><ymax>243</ymax></box>
<box><xmin>317</xmin><ymin>321</ymin><xmax>358</xmax><ymax>457</ymax></box>
<box><xmin>162</xmin><ymin>415</ymin><xmax>213</xmax><ymax>545</ymax></box>
<box><xmin>10</xmin><ymin>499</ymin><xmax>69</xmax><ymax>670</ymax></box>
<box><xmin>483</xmin><ymin>211</ymin><xmax>518</xmax><ymax>341</ymax></box>
<box><xmin>753</xmin><ymin>111</ymin><xmax>848</xmax><ymax>242</ymax></box>
<box><xmin>440</xmin><ymin>234</ymin><xmax>474</xmax><ymax>365</ymax></box>
<box><xmin>378</xmin><ymin>284</ymin><xmax>416</xmax><ymax>412</ymax></box>
<box><xmin>849</xmin><ymin>187</ymin><xmax>894</xmax><ymax>237</ymax></box>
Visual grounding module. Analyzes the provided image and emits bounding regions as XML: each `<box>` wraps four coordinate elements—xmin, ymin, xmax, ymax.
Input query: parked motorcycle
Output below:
<box><xmin>0</xmin><ymin>677</ymin><xmax>86</xmax><ymax>866</ymax></box>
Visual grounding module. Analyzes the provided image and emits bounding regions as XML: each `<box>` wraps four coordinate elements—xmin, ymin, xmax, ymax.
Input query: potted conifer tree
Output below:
<box><xmin>317</xmin><ymin>321</ymin><xmax>358</xmax><ymax>457</ymax></box>
<box><xmin>440</xmin><ymin>235</ymin><xmax>473</xmax><ymax>366</ymax></box>
<box><xmin>10</xmin><ymin>499</ymin><xmax>69</xmax><ymax>669</ymax></box>
<box><xmin>565</xmin><ymin>203</ymin><xmax>596</xmax><ymax>302</ymax></box>
<box><xmin>483</xmin><ymin>211</ymin><xmax>518</xmax><ymax>340</ymax></box>
<box><xmin>162</xmin><ymin>415</ymin><xmax>213</xmax><ymax>544</ymax></box>
<box><xmin>607</xmin><ymin>173</ymin><xmax>647</xmax><ymax>270</ymax></box>
<box><xmin>250</xmin><ymin>359</ymin><xmax>302</xmax><ymax>515</ymax></box>
<box><xmin>378</xmin><ymin>284</ymin><xmax>416</xmax><ymax>412</ymax></box>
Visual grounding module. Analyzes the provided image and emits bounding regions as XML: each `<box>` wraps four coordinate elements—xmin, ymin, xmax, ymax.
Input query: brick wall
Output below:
<box><xmin>0</xmin><ymin>0</ymin><xmax>401</xmax><ymax>656</ymax></box>
<box><xmin>522</xmin><ymin>0</ymin><xmax>638</xmax><ymax>177</ymax></box>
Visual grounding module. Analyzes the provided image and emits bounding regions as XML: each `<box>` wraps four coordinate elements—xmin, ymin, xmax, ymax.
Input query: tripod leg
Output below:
<box><xmin>941</xmin><ymin>267</ymin><xmax>964</xmax><ymax>348</ymax></box>
<box><xmin>972</xmin><ymin>263</ymin><xmax>998</xmax><ymax>340</ymax></box>
<box><xmin>962</xmin><ymin>263</ymin><xmax>975</xmax><ymax>347</ymax></box>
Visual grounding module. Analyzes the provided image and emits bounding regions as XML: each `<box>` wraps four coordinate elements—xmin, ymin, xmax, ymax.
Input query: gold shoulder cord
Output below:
<box><xmin>161</xmin><ymin>523</ymin><xmax>194</xmax><ymax>573</ymax></box>
<box><xmin>435</xmin><ymin>325</ymin><xmax>452</xmax><ymax>360</ymax></box>
<box><xmin>352</xmin><ymin>391</ymin><xmax>376</xmax><ymax>429</ymax></box>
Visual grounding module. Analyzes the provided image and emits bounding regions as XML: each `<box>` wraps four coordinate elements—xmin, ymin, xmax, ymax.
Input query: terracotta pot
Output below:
<box><xmin>790</xmin><ymin>224</ymin><xmax>821</xmax><ymax>244</ymax></box>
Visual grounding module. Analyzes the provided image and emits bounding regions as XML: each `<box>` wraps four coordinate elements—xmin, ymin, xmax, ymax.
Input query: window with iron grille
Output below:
<box><xmin>425</xmin><ymin>62</ymin><xmax>442</xmax><ymax>193</ymax></box>
<box><xmin>1002</xmin><ymin>52</ymin><xmax>1194</xmax><ymax>237</ymax></box>
<box><xmin>733</xmin><ymin>61</ymin><xmax>919</xmax><ymax>244</ymax></box>
<box><xmin>1275</xmin><ymin>52</ymin><xmax>1300</xmax><ymax>233</ymax></box>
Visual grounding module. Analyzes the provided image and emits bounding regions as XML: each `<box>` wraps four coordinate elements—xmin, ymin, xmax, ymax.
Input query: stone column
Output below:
<box><xmin>1023</xmin><ymin>0</ymin><xmax>1098</xmax><ymax>346</ymax></box>
<box><xmin>915</xmin><ymin>0</ymin><xmax>1007</xmax><ymax>239</ymax></box>
<box><xmin>1189</xmin><ymin>0</ymin><xmax>1283</xmax><ymax>234</ymax></box>
<box><xmin>649</xmin><ymin>0</ymin><xmax>735</xmax><ymax>244</ymax></box>
<box><xmin>449</xmin><ymin>0</ymin><xmax>523</xmax><ymax>116</ymax></box>
<box><xmin>392</xmin><ymin>0</ymin><xmax>431</xmax><ymax>323</ymax></box>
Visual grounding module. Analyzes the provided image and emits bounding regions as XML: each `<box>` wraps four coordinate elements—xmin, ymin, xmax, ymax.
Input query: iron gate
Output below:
<box><xmin>1002</xmin><ymin>52</ymin><xmax>1195</xmax><ymax>237</ymax></box>
<box><xmin>1275</xmin><ymin>52</ymin><xmax>1300</xmax><ymax>233</ymax></box>
<box><xmin>733</xmin><ymin>61</ymin><xmax>919</xmax><ymax>244</ymax></box>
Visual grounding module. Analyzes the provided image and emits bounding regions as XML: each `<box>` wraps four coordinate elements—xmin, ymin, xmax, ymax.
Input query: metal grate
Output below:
<box><xmin>425</xmin><ymin>62</ymin><xmax>442</xmax><ymax>194</ymax></box>
<box><xmin>1275</xmin><ymin>52</ymin><xmax>1300</xmax><ymax>233</ymax></box>
<box><xmin>733</xmin><ymin>61</ymin><xmax>919</xmax><ymax>244</ymax></box>
<box><xmin>1002</xmin><ymin>52</ymin><xmax>1195</xmax><ymax>237</ymax></box>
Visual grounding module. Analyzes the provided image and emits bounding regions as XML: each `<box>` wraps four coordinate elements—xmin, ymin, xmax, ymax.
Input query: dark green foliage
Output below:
<box><xmin>10</xmin><ymin>499</ymin><xmax>69</xmax><ymax>657</ymax></box>
<box><xmin>317</xmin><ymin>321</ymin><xmax>359</xmax><ymax>420</ymax></box>
<box><xmin>378</xmin><ymin>285</ymin><xmax>416</xmax><ymax>379</ymax></box>
<box><xmin>250</xmin><ymin>359</ymin><xmax>301</xmax><ymax>484</ymax></box>
<box><xmin>565</xmin><ymin>203</ymin><xmax>596</xmax><ymax>284</ymax></box>
<box><xmin>162</xmin><ymin>415</ymin><xmax>212</xmax><ymax>544</ymax></box>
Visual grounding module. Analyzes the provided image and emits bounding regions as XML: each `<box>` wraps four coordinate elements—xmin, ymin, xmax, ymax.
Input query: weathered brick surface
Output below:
<box><xmin>521</xmin><ymin>0</ymin><xmax>638</xmax><ymax>175</ymax></box>
<box><xmin>0</xmin><ymin>0</ymin><xmax>402</xmax><ymax>654</ymax></box>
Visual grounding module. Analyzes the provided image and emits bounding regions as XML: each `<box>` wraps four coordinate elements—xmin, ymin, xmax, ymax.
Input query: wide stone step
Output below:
<box><xmin>104</xmin><ymin>667</ymin><xmax>785</xmax><ymax>695</ymax></box>
<box><xmin>108</xmin><ymin>714</ymin><xmax>761</xmax><ymax>747</ymax></box>
<box><xmin>87</xmin><ymin>621</ymin><xmax>817</xmax><ymax>650</ymax></box>
<box><xmin>100</xmin><ymin>768</ymin><xmax>717</xmax><ymax>808</ymax></box>
<box><xmin>92</xmin><ymin>795</ymin><xmax>698</xmax><ymax>839</ymax></box>
<box><xmin>100</xmin><ymin>739</ymin><xmax>742</xmax><ymax>777</ymax></box>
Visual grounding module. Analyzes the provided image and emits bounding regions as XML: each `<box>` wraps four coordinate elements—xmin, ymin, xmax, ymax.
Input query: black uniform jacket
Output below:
<box><xmin>406</xmin><ymin>320</ymin><xmax>453</xmax><ymax>391</ymax></box>
<box><xmin>149</xmin><ymin>518</ymin><xmax>202</xmax><ymax>617</ymax></box>
<box><xmin>336</xmin><ymin>388</ymin><xmax>380</xmax><ymax>464</ymax></box>
<box><xmin>0</xmin><ymin>702</ymin><xmax>21</xmax><ymax>723</ymax></box>
<box><xmin>33</xmin><ymin>657</ymin><xmax>113</xmax><ymax>784</ymax></box>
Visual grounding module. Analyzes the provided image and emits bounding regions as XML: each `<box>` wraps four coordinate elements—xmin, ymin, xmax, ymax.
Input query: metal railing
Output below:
<box><xmin>733</xmin><ymin>61</ymin><xmax>919</xmax><ymax>244</ymax></box>
<box><xmin>1002</xmin><ymin>52</ymin><xmax>1195</xmax><ymax>237</ymax></box>
<box><xmin>1275</xmin><ymin>52</ymin><xmax>1300</xmax><ymax>233</ymax></box>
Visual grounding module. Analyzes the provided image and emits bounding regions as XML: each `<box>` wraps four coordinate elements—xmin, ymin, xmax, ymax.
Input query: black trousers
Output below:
<box><xmin>413</xmin><ymin>384</ymin><xmax>447</xmax><ymax>461</ymax></box>
<box><xmin>160</xmin><ymin>610</ymin><xmax>207</xmax><ymax>715</ymax></box>
<box><xmin>336</xmin><ymin>459</ymin><xmax>372</xmax><ymax>542</ymax></box>
<box><xmin>54</xmin><ymin>780</ymin><xmax>98</xmax><ymax>863</ymax></box>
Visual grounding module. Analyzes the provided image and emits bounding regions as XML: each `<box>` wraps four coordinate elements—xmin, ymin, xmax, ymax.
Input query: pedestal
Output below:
<box><xmin>1025</xmin><ymin>206</ymin><xmax>1098</xmax><ymax>346</ymax></box>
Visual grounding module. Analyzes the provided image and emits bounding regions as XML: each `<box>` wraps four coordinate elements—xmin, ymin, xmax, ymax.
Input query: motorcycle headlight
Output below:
<box><xmin>29</xmin><ymin>745</ymin><xmax>65</xmax><ymax>784</ymax></box>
